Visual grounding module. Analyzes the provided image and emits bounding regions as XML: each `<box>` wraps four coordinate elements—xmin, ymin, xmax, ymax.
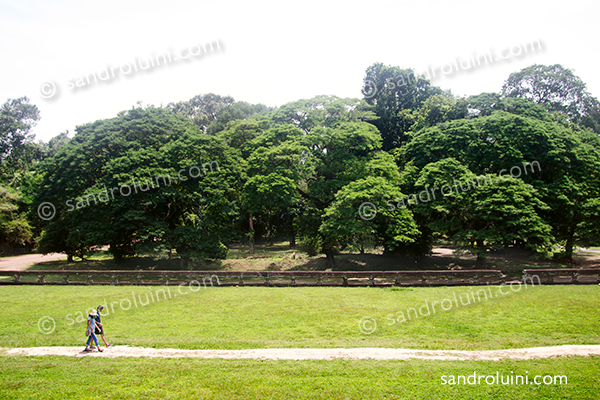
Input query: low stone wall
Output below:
<box><xmin>0</xmin><ymin>268</ymin><xmax>598</xmax><ymax>286</ymax></box>
<box><xmin>523</xmin><ymin>268</ymin><xmax>600</xmax><ymax>284</ymax></box>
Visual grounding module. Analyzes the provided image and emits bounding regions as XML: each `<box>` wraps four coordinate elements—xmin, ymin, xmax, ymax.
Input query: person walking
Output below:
<box><xmin>91</xmin><ymin>305</ymin><xmax>111</xmax><ymax>348</ymax></box>
<box><xmin>84</xmin><ymin>310</ymin><xmax>103</xmax><ymax>352</ymax></box>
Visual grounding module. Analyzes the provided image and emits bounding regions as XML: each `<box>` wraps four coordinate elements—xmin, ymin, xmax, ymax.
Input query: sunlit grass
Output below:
<box><xmin>0</xmin><ymin>356</ymin><xmax>596</xmax><ymax>399</ymax></box>
<box><xmin>1</xmin><ymin>285</ymin><xmax>598</xmax><ymax>350</ymax></box>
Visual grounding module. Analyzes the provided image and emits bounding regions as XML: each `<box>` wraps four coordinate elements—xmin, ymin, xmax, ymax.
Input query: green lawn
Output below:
<box><xmin>2</xmin><ymin>285</ymin><xmax>599</xmax><ymax>399</ymax></box>
<box><xmin>0</xmin><ymin>356</ymin><xmax>597</xmax><ymax>399</ymax></box>
<box><xmin>1</xmin><ymin>285</ymin><xmax>599</xmax><ymax>350</ymax></box>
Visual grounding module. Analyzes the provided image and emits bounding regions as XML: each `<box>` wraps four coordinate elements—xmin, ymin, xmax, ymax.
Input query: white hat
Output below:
<box><xmin>89</xmin><ymin>310</ymin><xmax>98</xmax><ymax>316</ymax></box>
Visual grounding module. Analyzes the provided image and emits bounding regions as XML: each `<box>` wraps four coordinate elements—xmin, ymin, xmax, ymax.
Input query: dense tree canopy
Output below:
<box><xmin>362</xmin><ymin>63</ymin><xmax>444</xmax><ymax>150</ymax></box>
<box><xmin>0</xmin><ymin>97</ymin><xmax>41</xmax><ymax>182</ymax></box>
<box><xmin>401</xmin><ymin>111</ymin><xmax>600</xmax><ymax>261</ymax></box>
<box><xmin>502</xmin><ymin>64</ymin><xmax>600</xmax><ymax>133</ymax></box>
<box><xmin>0</xmin><ymin>97</ymin><xmax>42</xmax><ymax>252</ymax></box>
<box><xmin>4</xmin><ymin>62</ymin><xmax>599</xmax><ymax>266</ymax></box>
<box><xmin>32</xmin><ymin>107</ymin><xmax>244</xmax><ymax>263</ymax></box>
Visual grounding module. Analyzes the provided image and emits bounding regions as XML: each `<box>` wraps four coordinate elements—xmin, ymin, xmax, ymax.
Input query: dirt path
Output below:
<box><xmin>0</xmin><ymin>253</ymin><xmax>66</xmax><ymax>271</ymax></box>
<box><xmin>2</xmin><ymin>345</ymin><xmax>599</xmax><ymax>360</ymax></box>
<box><xmin>576</xmin><ymin>247</ymin><xmax>600</xmax><ymax>254</ymax></box>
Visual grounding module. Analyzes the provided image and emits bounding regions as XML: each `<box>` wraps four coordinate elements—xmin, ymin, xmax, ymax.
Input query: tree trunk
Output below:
<box><xmin>475</xmin><ymin>239</ymin><xmax>486</xmax><ymax>268</ymax></box>
<box><xmin>249</xmin><ymin>213</ymin><xmax>255</xmax><ymax>254</ymax></box>
<box><xmin>565</xmin><ymin>227</ymin><xmax>576</xmax><ymax>261</ymax></box>
<box><xmin>289</xmin><ymin>219</ymin><xmax>296</xmax><ymax>248</ymax></box>
<box><xmin>179</xmin><ymin>256</ymin><xmax>190</xmax><ymax>269</ymax></box>
<box><xmin>324</xmin><ymin>248</ymin><xmax>335</xmax><ymax>269</ymax></box>
<box><xmin>475</xmin><ymin>254</ymin><xmax>487</xmax><ymax>268</ymax></box>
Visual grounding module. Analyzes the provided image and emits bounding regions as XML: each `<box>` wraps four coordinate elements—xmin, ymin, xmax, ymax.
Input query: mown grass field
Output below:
<box><xmin>0</xmin><ymin>356</ymin><xmax>597</xmax><ymax>399</ymax></box>
<box><xmin>1</xmin><ymin>285</ymin><xmax>599</xmax><ymax>349</ymax></box>
<box><xmin>1</xmin><ymin>285</ymin><xmax>599</xmax><ymax>399</ymax></box>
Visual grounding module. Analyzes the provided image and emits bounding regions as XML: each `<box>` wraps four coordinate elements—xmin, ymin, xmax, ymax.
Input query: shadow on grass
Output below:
<box><xmin>25</xmin><ymin>245</ymin><xmax>598</xmax><ymax>273</ymax></box>
<box><xmin>27</xmin><ymin>257</ymin><xmax>226</xmax><ymax>272</ymax></box>
<box><xmin>286</xmin><ymin>246</ymin><xmax>595</xmax><ymax>272</ymax></box>
<box><xmin>288</xmin><ymin>252</ymin><xmax>478</xmax><ymax>272</ymax></box>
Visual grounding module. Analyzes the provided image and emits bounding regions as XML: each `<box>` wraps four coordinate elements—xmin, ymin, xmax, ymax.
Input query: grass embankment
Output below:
<box><xmin>0</xmin><ymin>356</ymin><xmax>597</xmax><ymax>399</ymax></box>
<box><xmin>1</xmin><ymin>285</ymin><xmax>598</xmax><ymax>350</ymax></box>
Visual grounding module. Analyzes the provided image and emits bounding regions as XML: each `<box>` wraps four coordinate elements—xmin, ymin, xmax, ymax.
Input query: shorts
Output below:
<box><xmin>95</xmin><ymin>326</ymin><xmax>104</xmax><ymax>335</ymax></box>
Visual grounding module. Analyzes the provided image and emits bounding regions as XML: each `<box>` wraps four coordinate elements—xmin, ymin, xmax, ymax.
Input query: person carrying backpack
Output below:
<box><xmin>90</xmin><ymin>305</ymin><xmax>111</xmax><ymax>349</ymax></box>
<box><xmin>84</xmin><ymin>310</ymin><xmax>103</xmax><ymax>352</ymax></box>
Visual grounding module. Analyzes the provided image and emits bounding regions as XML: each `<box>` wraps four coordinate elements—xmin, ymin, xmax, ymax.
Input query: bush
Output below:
<box><xmin>299</xmin><ymin>235</ymin><xmax>322</xmax><ymax>257</ymax></box>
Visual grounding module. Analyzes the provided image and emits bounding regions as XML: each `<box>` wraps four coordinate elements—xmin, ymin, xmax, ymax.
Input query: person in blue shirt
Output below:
<box><xmin>84</xmin><ymin>310</ymin><xmax>103</xmax><ymax>352</ymax></box>
<box><xmin>90</xmin><ymin>305</ymin><xmax>111</xmax><ymax>348</ymax></box>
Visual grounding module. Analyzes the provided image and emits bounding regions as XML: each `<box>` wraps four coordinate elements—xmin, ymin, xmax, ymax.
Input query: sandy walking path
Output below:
<box><xmin>0</xmin><ymin>253</ymin><xmax>66</xmax><ymax>271</ymax></box>
<box><xmin>576</xmin><ymin>247</ymin><xmax>600</xmax><ymax>254</ymax></box>
<box><xmin>2</xmin><ymin>345</ymin><xmax>600</xmax><ymax>360</ymax></box>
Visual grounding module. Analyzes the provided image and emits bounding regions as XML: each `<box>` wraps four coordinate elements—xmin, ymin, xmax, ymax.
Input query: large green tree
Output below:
<box><xmin>33</xmin><ymin>106</ymin><xmax>243</xmax><ymax>263</ymax></box>
<box><xmin>362</xmin><ymin>63</ymin><xmax>443</xmax><ymax>150</ymax></box>
<box><xmin>502</xmin><ymin>64</ymin><xmax>600</xmax><ymax>133</ymax></box>
<box><xmin>0</xmin><ymin>97</ymin><xmax>41</xmax><ymax>183</ymax></box>
<box><xmin>0</xmin><ymin>97</ymin><xmax>43</xmax><ymax>253</ymax></box>
<box><xmin>242</xmin><ymin>126</ymin><xmax>307</xmax><ymax>249</ymax></box>
<box><xmin>297</xmin><ymin>120</ymin><xmax>387</xmax><ymax>266</ymax></box>
<box><xmin>320</xmin><ymin>175</ymin><xmax>419</xmax><ymax>258</ymax></box>
<box><xmin>168</xmin><ymin>93</ymin><xmax>269</xmax><ymax>135</ymax></box>
<box><xmin>402</xmin><ymin>111</ymin><xmax>600</xmax><ymax>260</ymax></box>
<box><xmin>167</xmin><ymin>93</ymin><xmax>234</xmax><ymax>133</ymax></box>
<box><xmin>409</xmin><ymin>158</ymin><xmax>552</xmax><ymax>266</ymax></box>
<box><xmin>240</xmin><ymin>95</ymin><xmax>418</xmax><ymax>266</ymax></box>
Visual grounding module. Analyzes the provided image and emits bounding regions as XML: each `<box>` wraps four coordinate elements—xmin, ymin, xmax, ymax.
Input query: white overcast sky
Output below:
<box><xmin>1</xmin><ymin>0</ymin><xmax>599</xmax><ymax>142</ymax></box>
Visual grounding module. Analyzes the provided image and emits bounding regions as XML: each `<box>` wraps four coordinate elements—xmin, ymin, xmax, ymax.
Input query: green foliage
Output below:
<box><xmin>453</xmin><ymin>176</ymin><xmax>553</xmax><ymax>261</ymax></box>
<box><xmin>0</xmin><ymin>97</ymin><xmax>41</xmax><ymax>184</ymax></box>
<box><xmin>320</xmin><ymin>176</ymin><xmax>419</xmax><ymax>253</ymax></box>
<box><xmin>243</xmin><ymin>173</ymin><xmax>299</xmax><ymax>242</ymax></box>
<box><xmin>216</xmin><ymin>118</ymin><xmax>270</xmax><ymax>158</ymax></box>
<box><xmin>33</xmin><ymin>107</ymin><xmax>243</xmax><ymax>262</ymax></box>
<box><xmin>410</xmin><ymin>94</ymin><xmax>468</xmax><ymax>132</ymax></box>
<box><xmin>402</xmin><ymin>111</ymin><xmax>600</xmax><ymax>260</ymax></box>
<box><xmin>43</xmin><ymin>131</ymin><xmax>71</xmax><ymax>159</ymax></box>
<box><xmin>241</xmin><ymin>96</ymin><xmax>396</xmax><ymax>264</ymax></box>
<box><xmin>299</xmin><ymin>234</ymin><xmax>322</xmax><ymax>256</ymax></box>
<box><xmin>17</xmin><ymin>63</ymin><xmax>600</xmax><ymax>263</ymax></box>
<box><xmin>362</xmin><ymin>63</ymin><xmax>444</xmax><ymax>149</ymax></box>
<box><xmin>466</xmin><ymin>93</ymin><xmax>552</xmax><ymax>122</ymax></box>
<box><xmin>271</xmin><ymin>95</ymin><xmax>375</xmax><ymax>134</ymax></box>
<box><xmin>167</xmin><ymin>93</ymin><xmax>235</xmax><ymax>132</ymax></box>
<box><xmin>2</xmin><ymin>121</ymin><xmax>46</xmax><ymax>234</ymax></box>
<box><xmin>206</xmin><ymin>101</ymin><xmax>271</xmax><ymax>135</ymax></box>
<box><xmin>0</xmin><ymin>186</ymin><xmax>33</xmax><ymax>251</ymax></box>
<box><xmin>502</xmin><ymin>64</ymin><xmax>600</xmax><ymax>133</ymax></box>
